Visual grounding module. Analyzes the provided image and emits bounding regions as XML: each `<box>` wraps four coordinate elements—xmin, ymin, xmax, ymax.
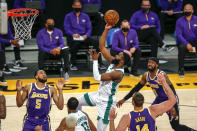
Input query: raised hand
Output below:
<box><xmin>105</xmin><ymin>24</ymin><xmax>112</xmax><ymax>30</ymax></box>
<box><xmin>157</xmin><ymin>73</ymin><xmax>166</xmax><ymax>85</ymax></box>
<box><xmin>16</xmin><ymin>80</ymin><xmax>23</xmax><ymax>91</ymax></box>
<box><xmin>116</xmin><ymin>99</ymin><xmax>126</xmax><ymax>108</ymax></box>
<box><xmin>56</xmin><ymin>79</ymin><xmax>64</xmax><ymax>90</ymax></box>
<box><xmin>88</xmin><ymin>49</ymin><xmax>100</xmax><ymax>60</ymax></box>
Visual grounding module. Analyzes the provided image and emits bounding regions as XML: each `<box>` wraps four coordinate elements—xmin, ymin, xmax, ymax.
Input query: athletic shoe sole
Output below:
<box><xmin>9</xmin><ymin>68</ymin><xmax>21</xmax><ymax>72</ymax></box>
<box><xmin>13</xmin><ymin>65</ymin><xmax>28</xmax><ymax>70</ymax></box>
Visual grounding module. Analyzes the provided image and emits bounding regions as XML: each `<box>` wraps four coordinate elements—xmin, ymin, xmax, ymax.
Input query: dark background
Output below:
<box><xmin>6</xmin><ymin>0</ymin><xmax>197</xmax><ymax>32</ymax></box>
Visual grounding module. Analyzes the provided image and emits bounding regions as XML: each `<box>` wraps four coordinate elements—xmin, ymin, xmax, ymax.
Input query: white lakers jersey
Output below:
<box><xmin>98</xmin><ymin>64</ymin><xmax>124</xmax><ymax>99</ymax></box>
<box><xmin>74</xmin><ymin>110</ymin><xmax>91</xmax><ymax>131</ymax></box>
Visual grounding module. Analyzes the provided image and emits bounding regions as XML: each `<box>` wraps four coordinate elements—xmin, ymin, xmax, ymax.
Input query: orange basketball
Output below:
<box><xmin>104</xmin><ymin>10</ymin><xmax>119</xmax><ymax>26</ymax></box>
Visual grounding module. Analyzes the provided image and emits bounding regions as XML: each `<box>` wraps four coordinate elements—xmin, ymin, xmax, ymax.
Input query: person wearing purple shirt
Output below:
<box><xmin>176</xmin><ymin>4</ymin><xmax>197</xmax><ymax>77</ymax></box>
<box><xmin>36</xmin><ymin>18</ymin><xmax>70</xmax><ymax>81</ymax></box>
<box><xmin>111</xmin><ymin>20</ymin><xmax>141</xmax><ymax>77</ymax></box>
<box><xmin>0</xmin><ymin>22</ymin><xmax>19</xmax><ymax>84</ymax></box>
<box><xmin>130</xmin><ymin>0</ymin><xmax>164</xmax><ymax>58</ymax></box>
<box><xmin>159</xmin><ymin>0</ymin><xmax>183</xmax><ymax>39</ymax></box>
<box><xmin>64</xmin><ymin>0</ymin><xmax>104</xmax><ymax>71</ymax></box>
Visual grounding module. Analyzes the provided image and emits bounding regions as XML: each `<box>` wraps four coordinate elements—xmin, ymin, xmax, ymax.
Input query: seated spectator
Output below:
<box><xmin>130</xmin><ymin>0</ymin><xmax>165</xmax><ymax>58</ymax></box>
<box><xmin>0</xmin><ymin>22</ymin><xmax>20</xmax><ymax>84</ymax></box>
<box><xmin>158</xmin><ymin>0</ymin><xmax>183</xmax><ymax>39</ymax></box>
<box><xmin>36</xmin><ymin>18</ymin><xmax>70</xmax><ymax>81</ymax></box>
<box><xmin>176</xmin><ymin>4</ymin><xmax>197</xmax><ymax>77</ymax></box>
<box><xmin>81</xmin><ymin>0</ymin><xmax>103</xmax><ymax>36</ymax></box>
<box><xmin>64</xmin><ymin>0</ymin><xmax>104</xmax><ymax>71</ymax></box>
<box><xmin>110</xmin><ymin>20</ymin><xmax>141</xmax><ymax>77</ymax></box>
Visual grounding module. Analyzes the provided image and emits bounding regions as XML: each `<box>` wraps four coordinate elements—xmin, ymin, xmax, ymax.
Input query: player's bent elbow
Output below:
<box><xmin>58</xmin><ymin>105</ymin><xmax>64</xmax><ymax>110</ymax></box>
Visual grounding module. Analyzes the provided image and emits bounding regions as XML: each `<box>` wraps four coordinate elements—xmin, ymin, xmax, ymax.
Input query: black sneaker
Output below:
<box><xmin>13</xmin><ymin>61</ymin><xmax>28</xmax><ymax>70</ymax></box>
<box><xmin>0</xmin><ymin>76</ymin><xmax>7</xmax><ymax>84</ymax></box>
<box><xmin>3</xmin><ymin>66</ymin><xmax>12</xmax><ymax>75</ymax></box>
<box><xmin>179</xmin><ymin>69</ymin><xmax>184</xmax><ymax>78</ymax></box>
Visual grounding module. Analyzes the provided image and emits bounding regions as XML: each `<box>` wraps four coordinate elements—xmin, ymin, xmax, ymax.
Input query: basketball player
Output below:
<box><xmin>117</xmin><ymin>57</ymin><xmax>195</xmax><ymax>131</ymax></box>
<box><xmin>0</xmin><ymin>93</ymin><xmax>6</xmax><ymax>131</ymax></box>
<box><xmin>76</xmin><ymin>24</ymin><xmax>131</xmax><ymax>131</ymax></box>
<box><xmin>109</xmin><ymin>73</ymin><xmax>176</xmax><ymax>131</ymax></box>
<box><xmin>16</xmin><ymin>69</ymin><xmax>64</xmax><ymax>131</ymax></box>
<box><xmin>56</xmin><ymin>97</ymin><xmax>96</xmax><ymax>131</ymax></box>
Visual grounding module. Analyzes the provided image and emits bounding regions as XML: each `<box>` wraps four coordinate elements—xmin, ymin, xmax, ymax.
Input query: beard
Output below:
<box><xmin>38</xmin><ymin>78</ymin><xmax>47</xmax><ymax>83</ymax></box>
<box><xmin>148</xmin><ymin>66</ymin><xmax>156</xmax><ymax>72</ymax></box>
<box><xmin>111</xmin><ymin>59</ymin><xmax>120</xmax><ymax>65</ymax></box>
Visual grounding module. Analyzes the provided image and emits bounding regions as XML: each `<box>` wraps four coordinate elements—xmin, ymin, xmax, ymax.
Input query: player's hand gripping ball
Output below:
<box><xmin>104</xmin><ymin>10</ymin><xmax>119</xmax><ymax>26</ymax></box>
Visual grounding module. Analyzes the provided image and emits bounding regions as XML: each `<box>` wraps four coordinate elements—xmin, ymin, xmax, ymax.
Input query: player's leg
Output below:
<box><xmin>77</xmin><ymin>92</ymin><xmax>97</xmax><ymax>110</ymax></box>
<box><xmin>169</xmin><ymin>103</ymin><xmax>195</xmax><ymax>131</ymax></box>
<box><xmin>97</xmin><ymin>118</ymin><xmax>108</xmax><ymax>131</ymax></box>
<box><xmin>96</xmin><ymin>96</ymin><xmax>116</xmax><ymax>131</ymax></box>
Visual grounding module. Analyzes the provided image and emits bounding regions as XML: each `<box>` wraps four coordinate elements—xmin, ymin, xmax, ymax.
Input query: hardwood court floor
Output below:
<box><xmin>1</xmin><ymin>74</ymin><xmax>197</xmax><ymax>131</ymax></box>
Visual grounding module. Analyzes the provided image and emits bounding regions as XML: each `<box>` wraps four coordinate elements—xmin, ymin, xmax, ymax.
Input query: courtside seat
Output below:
<box><xmin>184</xmin><ymin>52</ymin><xmax>197</xmax><ymax>67</ymax></box>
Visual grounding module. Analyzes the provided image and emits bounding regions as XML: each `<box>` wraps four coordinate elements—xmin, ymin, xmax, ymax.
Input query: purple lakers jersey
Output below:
<box><xmin>27</xmin><ymin>83</ymin><xmax>51</xmax><ymax>117</ymax></box>
<box><xmin>147</xmin><ymin>69</ymin><xmax>168</xmax><ymax>99</ymax></box>
<box><xmin>129</xmin><ymin>108</ymin><xmax>155</xmax><ymax>131</ymax></box>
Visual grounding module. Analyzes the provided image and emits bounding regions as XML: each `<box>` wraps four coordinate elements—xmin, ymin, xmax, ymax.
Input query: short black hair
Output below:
<box><xmin>67</xmin><ymin>97</ymin><xmax>79</xmax><ymax>110</ymax></box>
<box><xmin>123</xmin><ymin>52</ymin><xmax>131</xmax><ymax>66</ymax></box>
<box><xmin>73</xmin><ymin>0</ymin><xmax>81</xmax><ymax>5</ymax></box>
<box><xmin>148</xmin><ymin>57</ymin><xmax>159</xmax><ymax>65</ymax></box>
<box><xmin>132</xmin><ymin>92</ymin><xmax>144</xmax><ymax>107</ymax></box>
<box><xmin>34</xmin><ymin>69</ymin><xmax>40</xmax><ymax>78</ymax></box>
<box><xmin>121</xmin><ymin>19</ymin><xmax>129</xmax><ymax>26</ymax></box>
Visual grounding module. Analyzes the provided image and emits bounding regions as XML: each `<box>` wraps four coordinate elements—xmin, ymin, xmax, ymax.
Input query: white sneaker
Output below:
<box><xmin>64</xmin><ymin>72</ymin><xmax>70</xmax><ymax>81</ymax></box>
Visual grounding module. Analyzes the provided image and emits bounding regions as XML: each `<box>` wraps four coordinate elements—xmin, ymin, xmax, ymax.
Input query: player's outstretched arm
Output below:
<box><xmin>109</xmin><ymin>108</ymin><xmax>130</xmax><ymax>131</ymax></box>
<box><xmin>99</xmin><ymin>24</ymin><xmax>114</xmax><ymax>62</ymax></box>
<box><xmin>51</xmin><ymin>79</ymin><xmax>64</xmax><ymax>110</ymax></box>
<box><xmin>0</xmin><ymin>94</ymin><xmax>6</xmax><ymax>119</ymax></box>
<box><xmin>116</xmin><ymin>73</ymin><xmax>147</xmax><ymax>108</ymax></box>
<box><xmin>149</xmin><ymin>73</ymin><xmax>176</xmax><ymax>120</ymax></box>
<box><xmin>16</xmin><ymin>80</ymin><xmax>30</xmax><ymax>107</ymax></box>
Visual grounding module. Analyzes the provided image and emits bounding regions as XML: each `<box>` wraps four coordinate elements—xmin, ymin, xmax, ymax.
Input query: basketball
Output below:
<box><xmin>104</xmin><ymin>10</ymin><xmax>119</xmax><ymax>26</ymax></box>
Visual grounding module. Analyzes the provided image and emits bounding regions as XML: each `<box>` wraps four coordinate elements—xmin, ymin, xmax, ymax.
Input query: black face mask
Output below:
<box><xmin>111</xmin><ymin>59</ymin><xmax>120</xmax><ymax>65</ymax></box>
<box><xmin>184</xmin><ymin>12</ymin><xmax>192</xmax><ymax>17</ymax></box>
<box><xmin>47</xmin><ymin>25</ymin><xmax>54</xmax><ymax>31</ymax></box>
<box><xmin>73</xmin><ymin>8</ymin><xmax>81</xmax><ymax>13</ymax></box>
<box><xmin>142</xmin><ymin>8</ymin><xmax>149</xmax><ymax>13</ymax></box>
<box><xmin>38</xmin><ymin>78</ymin><xmax>47</xmax><ymax>83</ymax></box>
<box><xmin>122</xmin><ymin>27</ymin><xmax>129</xmax><ymax>32</ymax></box>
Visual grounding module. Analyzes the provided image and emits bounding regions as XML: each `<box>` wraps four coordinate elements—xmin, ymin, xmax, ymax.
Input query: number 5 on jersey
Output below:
<box><xmin>36</xmin><ymin>99</ymin><xmax>41</xmax><ymax>109</ymax></box>
<box><xmin>136</xmin><ymin>124</ymin><xmax>149</xmax><ymax>131</ymax></box>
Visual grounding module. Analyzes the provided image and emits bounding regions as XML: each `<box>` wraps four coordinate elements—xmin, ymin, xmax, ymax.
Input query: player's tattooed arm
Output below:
<box><xmin>16</xmin><ymin>80</ymin><xmax>30</xmax><ymax>107</ymax></box>
<box><xmin>0</xmin><ymin>94</ymin><xmax>6</xmax><ymax>119</ymax></box>
<box><xmin>51</xmin><ymin>79</ymin><xmax>64</xmax><ymax>110</ymax></box>
<box><xmin>163</xmin><ymin>73</ymin><xmax>177</xmax><ymax>95</ymax></box>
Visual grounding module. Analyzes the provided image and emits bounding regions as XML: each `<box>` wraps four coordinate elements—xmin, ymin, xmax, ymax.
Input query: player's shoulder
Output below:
<box><xmin>177</xmin><ymin>16</ymin><xmax>185</xmax><ymax>23</ymax></box>
<box><xmin>133</xmin><ymin>10</ymin><xmax>142</xmax><ymax>15</ymax></box>
<box><xmin>150</xmin><ymin>11</ymin><xmax>159</xmax><ymax>17</ymax></box>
